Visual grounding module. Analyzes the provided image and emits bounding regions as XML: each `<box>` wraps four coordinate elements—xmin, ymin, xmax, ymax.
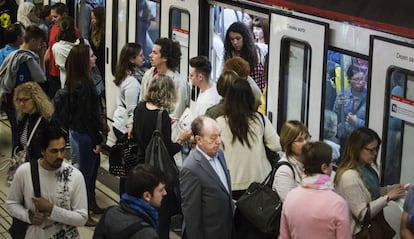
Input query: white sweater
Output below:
<box><xmin>216</xmin><ymin>113</ymin><xmax>281</xmax><ymax>190</ymax></box>
<box><xmin>6</xmin><ymin>161</ymin><xmax>88</xmax><ymax>239</ymax></box>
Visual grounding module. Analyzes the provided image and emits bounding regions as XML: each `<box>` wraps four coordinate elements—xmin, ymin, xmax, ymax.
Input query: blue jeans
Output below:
<box><xmin>69</xmin><ymin>130</ymin><xmax>80</xmax><ymax>167</ymax></box>
<box><xmin>70</xmin><ymin>130</ymin><xmax>100</xmax><ymax>204</ymax></box>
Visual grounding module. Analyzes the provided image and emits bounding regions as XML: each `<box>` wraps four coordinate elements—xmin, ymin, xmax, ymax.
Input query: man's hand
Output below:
<box><xmin>32</xmin><ymin>197</ymin><xmax>53</xmax><ymax>215</ymax></box>
<box><xmin>29</xmin><ymin>210</ymin><xmax>46</xmax><ymax>225</ymax></box>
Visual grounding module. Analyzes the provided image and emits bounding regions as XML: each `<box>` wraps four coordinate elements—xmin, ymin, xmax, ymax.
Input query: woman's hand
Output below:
<box><xmin>387</xmin><ymin>184</ymin><xmax>406</xmax><ymax>200</ymax></box>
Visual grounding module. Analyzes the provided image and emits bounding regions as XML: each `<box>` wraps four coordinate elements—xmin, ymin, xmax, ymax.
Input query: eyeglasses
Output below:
<box><xmin>364</xmin><ymin>147</ymin><xmax>379</xmax><ymax>154</ymax></box>
<box><xmin>293</xmin><ymin>135</ymin><xmax>312</xmax><ymax>143</ymax></box>
<box><xmin>16</xmin><ymin>97</ymin><xmax>32</xmax><ymax>103</ymax></box>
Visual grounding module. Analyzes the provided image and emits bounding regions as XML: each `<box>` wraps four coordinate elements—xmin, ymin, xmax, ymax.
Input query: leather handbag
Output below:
<box><xmin>109</xmin><ymin>135</ymin><xmax>139</xmax><ymax>177</ymax></box>
<box><xmin>354</xmin><ymin>203</ymin><xmax>396</xmax><ymax>239</ymax></box>
<box><xmin>236</xmin><ymin>161</ymin><xmax>294</xmax><ymax>235</ymax></box>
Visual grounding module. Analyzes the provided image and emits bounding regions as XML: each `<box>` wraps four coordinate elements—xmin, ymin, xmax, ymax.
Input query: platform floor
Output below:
<box><xmin>0</xmin><ymin>115</ymin><xmax>180</xmax><ymax>239</ymax></box>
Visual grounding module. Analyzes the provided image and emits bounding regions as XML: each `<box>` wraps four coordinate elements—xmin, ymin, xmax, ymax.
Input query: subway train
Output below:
<box><xmin>100</xmin><ymin>0</ymin><xmax>413</xmax><ymax>237</ymax></box>
<box><xmin>3</xmin><ymin>0</ymin><xmax>414</xmax><ymax>237</ymax></box>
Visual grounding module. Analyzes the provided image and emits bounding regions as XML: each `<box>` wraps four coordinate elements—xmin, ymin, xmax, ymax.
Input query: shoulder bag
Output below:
<box><xmin>354</xmin><ymin>203</ymin><xmax>395</xmax><ymax>239</ymax></box>
<box><xmin>6</xmin><ymin>117</ymin><xmax>42</xmax><ymax>184</ymax></box>
<box><xmin>258</xmin><ymin>112</ymin><xmax>280</xmax><ymax>167</ymax></box>
<box><xmin>236</xmin><ymin>161</ymin><xmax>295</xmax><ymax>235</ymax></box>
<box><xmin>8</xmin><ymin>154</ymin><xmax>41</xmax><ymax>239</ymax></box>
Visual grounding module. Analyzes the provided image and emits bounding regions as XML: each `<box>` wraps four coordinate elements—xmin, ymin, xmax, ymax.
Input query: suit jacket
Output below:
<box><xmin>180</xmin><ymin>149</ymin><xmax>234</xmax><ymax>239</ymax></box>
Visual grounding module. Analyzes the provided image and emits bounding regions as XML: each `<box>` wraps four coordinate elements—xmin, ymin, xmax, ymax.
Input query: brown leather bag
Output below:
<box><xmin>354</xmin><ymin>204</ymin><xmax>395</xmax><ymax>239</ymax></box>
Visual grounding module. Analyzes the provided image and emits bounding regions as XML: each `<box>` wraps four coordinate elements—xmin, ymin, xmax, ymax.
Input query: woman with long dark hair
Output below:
<box><xmin>65</xmin><ymin>44</ymin><xmax>103</xmax><ymax>226</ymax></box>
<box><xmin>224</xmin><ymin>22</ymin><xmax>265</xmax><ymax>91</ymax></box>
<box><xmin>216</xmin><ymin>79</ymin><xmax>280</xmax><ymax>238</ymax></box>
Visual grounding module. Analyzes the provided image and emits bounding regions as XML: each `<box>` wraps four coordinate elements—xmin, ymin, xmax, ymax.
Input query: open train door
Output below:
<box><xmin>160</xmin><ymin>0</ymin><xmax>200</xmax><ymax>82</ymax></box>
<box><xmin>267</xmin><ymin>12</ymin><xmax>328</xmax><ymax>139</ymax></box>
<box><xmin>370</xmin><ymin>36</ymin><xmax>414</xmax><ymax>232</ymax></box>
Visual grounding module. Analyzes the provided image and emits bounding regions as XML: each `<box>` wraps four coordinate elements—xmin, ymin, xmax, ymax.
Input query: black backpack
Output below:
<box><xmin>145</xmin><ymin>110</ymin><xmax>179</xmax><ymax>189</ymax></box>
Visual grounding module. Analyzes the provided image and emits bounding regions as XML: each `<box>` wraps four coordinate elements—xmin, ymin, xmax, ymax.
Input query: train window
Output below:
<box><xmin>169</xmin><ymin>8</ymin><xmax>190</xmax><ymax>80</ymax></box>
<box><xmin>323</xmin><ymin>49</ymin><xmax>369</xmax><ymax>165</ymax></box>
<box><xmin>135</xmin><ymin>0</ymin><xmax>160</xmax><ymax>67</ymax></box>
<box><xmin>111</xmin><ymin>0</ymin><xmax>129</xmax><ymax>74</ymax></box>
<box><xmin>278</xmin><ymin>38</ymin><xmax>311</xmax><ymax>130</ymax></box>
<box><xmin>382</xmin><ymin>68</ymin><xmax>414</xmax><ymax>185</ymax></box>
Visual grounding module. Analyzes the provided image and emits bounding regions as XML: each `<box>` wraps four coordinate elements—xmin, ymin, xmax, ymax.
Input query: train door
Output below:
<box><xmin>369</xmin><ymin>36</ymin><xmax>414</xmax><ymax>235</ymax></box>
<box><xmin>370</xmin><ymin>36</ymin><xmax>414</xmax><ymax>185</ymax></box>
<box><xmin>267</xmin><ymin>12</ymin><xmax>328</xmax><ymax>139</ymax></box>
<box><xmin>160</xmin><ymin>0</ymin><xmax>199</xmax><ymax>83</ymax></box>
<box><xmin>104</xmin><ymin>0</ymin><xmax>129</xmax><ymax>145</ymax></box>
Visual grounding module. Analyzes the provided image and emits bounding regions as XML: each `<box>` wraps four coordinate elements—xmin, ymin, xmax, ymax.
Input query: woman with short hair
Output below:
<box><xmin>280</xmin><ymin>141</ymin><xmax>352</xmax><ymax>239</ymax></box>
<box><xmin>272</xmin><ymin>120</ymin><xmax>310</xmax><ymax>201</ymax></box>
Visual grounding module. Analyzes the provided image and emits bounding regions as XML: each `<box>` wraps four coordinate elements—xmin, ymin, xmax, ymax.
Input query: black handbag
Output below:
<box><xmin>109</xmin><ymin>135</ymin><xmax>139</xmax><ymax>177</ymax></box>
<box><xmin>354</xmin><ymin>204</ymin><xmax>395</xmax><ymax>239</ymax></box>
<box><xmin>145</xmin><ymin>110</ymin><xmax>179</xmax><ymax>189</ymax></box>
<box><xmin>236</xmin><ymin>161</ymin><xmax>294</xmax><ymax>235</ymax></box>
<box><xmin>9</xmin><ymin>157</ymin><xmax>41</xmax><ymax>239</ymax></box>
<box><xmin>258</xmin><ymin>113</ymin><xmax>280</xmax><ymax>166</ymax></box>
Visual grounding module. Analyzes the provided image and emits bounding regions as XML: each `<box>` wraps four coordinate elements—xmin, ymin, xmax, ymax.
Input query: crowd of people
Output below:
<box><xmin>0</xmin><ymin>2</ymin><xmax>412</xmax><ymax>239</ymax></box>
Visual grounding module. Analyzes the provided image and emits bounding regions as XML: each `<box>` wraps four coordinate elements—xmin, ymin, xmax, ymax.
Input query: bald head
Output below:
<box><xmin>192</xmin><ymin>116</ymin><xmax>221</xmax><ymax>157</ymax></box>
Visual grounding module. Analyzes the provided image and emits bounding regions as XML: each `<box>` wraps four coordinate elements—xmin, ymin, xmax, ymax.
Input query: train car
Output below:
<box><xmin>101</xmin><ymin>0</ymin><xmax>414</xmax><ymax>236</ymax></box>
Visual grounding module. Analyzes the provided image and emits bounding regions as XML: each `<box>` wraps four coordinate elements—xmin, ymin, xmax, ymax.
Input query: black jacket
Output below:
<box><xmin>93</xmin><ymin>203</ymin><xmax>159</xmax><ymax>239</ymax></box>
<box><xmin>67</xmin><ymin>81</ymin><xmax>103</xmax><ymax>145</ymax></box>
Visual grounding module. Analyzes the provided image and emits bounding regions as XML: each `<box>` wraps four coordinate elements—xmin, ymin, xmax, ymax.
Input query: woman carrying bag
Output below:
<box><xmin>334</xmin><ymin>127</ymin><xmax>407</xmax><ymax>238</ymax></box>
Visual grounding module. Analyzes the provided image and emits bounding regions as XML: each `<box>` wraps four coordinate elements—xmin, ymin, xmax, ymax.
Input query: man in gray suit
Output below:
<box><xmin>180</xmin><ymin>116</ymin><xmax>234</xmax><ymax>239</ymax></box>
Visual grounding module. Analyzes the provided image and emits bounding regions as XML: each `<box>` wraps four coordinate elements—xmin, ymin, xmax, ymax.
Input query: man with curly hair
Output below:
<box><xmin>139</xmin><ymin>37</ymin><xmax>189</xmax><ymax>120</ymax></box>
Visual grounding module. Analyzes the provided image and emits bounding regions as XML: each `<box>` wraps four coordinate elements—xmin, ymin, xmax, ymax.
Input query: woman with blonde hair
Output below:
<box><xmin>335</xmin><ymin>127</ymin><xmax>406</xmax><ymax>237</ymax></box>
<box><xmin>272</xmin><ymin>120</ymin><xmax>310</xmax><ymax>201</ymax></box>
<box><xmin>13</xmin><ymin>81</ymin><xmax>53</xmax><ymax>161</ymax></box>
<box><xmin>132</xmin><ymin>74</ymin><xmax>186</xmax><ymax>239</ymax></box>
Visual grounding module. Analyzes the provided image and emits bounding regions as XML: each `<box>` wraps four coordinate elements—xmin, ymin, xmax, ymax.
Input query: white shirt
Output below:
<box><xmin>196</xmin><ymin>146</ymin><xmax>229</xmax><ymax>192</ymax></box>
<box><xmin>195</xmin><ymin>83</ymin><xmax>221</xmax><ymax>116</ymax></box>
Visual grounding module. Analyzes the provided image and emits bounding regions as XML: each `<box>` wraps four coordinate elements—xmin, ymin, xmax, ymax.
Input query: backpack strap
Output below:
<box><xmin>156</xmin><ymin>109</ymin><xmax>163</xmax><ymax>134</ymax></box>
<box><xmin>30</xmin><ymin>158</ymin><xmax>41</xmax><ymax>197</ymax></box>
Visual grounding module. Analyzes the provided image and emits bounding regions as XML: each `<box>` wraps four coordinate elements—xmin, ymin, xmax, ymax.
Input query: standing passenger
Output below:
<box><xmin>0</xmin><ymin>25</ymin><xmax>46</xmax><ymax>155</ymax></box>
<box><xmin>93</xmin><ymin>164</ymin><xmax>166</xmax><ymax>239</ymax></box>
<box><xmin>133</xmin><ymin>74</ymin><xmax>185</xmax><ymax>239</ymax></box>
<box><xmin>401</xmin><ymin>187</ymin><xmax>414</xmax><ymax>239</ymax></box>
<box><xmin>65</xmin><ymin>44</ymin><xmax>104</xmax><ymax>226</ymax></box>
<box><xmin>216</xmin><ymin>79</ymin><xmax>280</xmax><ymax>238</ymax></box>
<box><xmin>180</xmin><ymin>116</ymin><xmax>234</xmax><ymax>239</ymax></box>
<box><xmin>224</xmin><ymin>22</ymin><xmax>265</xmax><ymax>91</ymax></box>
<box><xmin>335</xmin><ymin>127</ymin><xmax>406</xmax><ymax>237</ymax></box>
<box><xmin>139</xmin><ymin>37</ymin><xmax>189</xmax><ymax>120</ymax></box>
<box><xmin>6</xmin><ymin>123</ymin><xmax>88</xmax><ymax>238</ymax></box>
<box><xmin>90</xmin><ymin>6</ymin><xmax>105</xmax><ymax>80</ymax></box>
<box><xmin>188</xmin><ymin>56</ymin><xmax>221</xmax><ymax>116</ymax></box>
<box><xmin>280</xmin><ymin>141</ymin><xmax>352</xmax><ymax>239</ymax></box>
<box><xmin>272</xmin><ymin>120</ymin><xmax>310</xmax><ymax>201</ymax></box>
<box><xmin>113</xmin><ymin>42</ymin><xmax>145</xmax><ymax>195</ymax></box>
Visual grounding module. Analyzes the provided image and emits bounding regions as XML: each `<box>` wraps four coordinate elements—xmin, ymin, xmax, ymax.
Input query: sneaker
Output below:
<box><xmin>85</xmin><ymin>216</ymin><xmax>97</xmax><ymax>227</ymax></box>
